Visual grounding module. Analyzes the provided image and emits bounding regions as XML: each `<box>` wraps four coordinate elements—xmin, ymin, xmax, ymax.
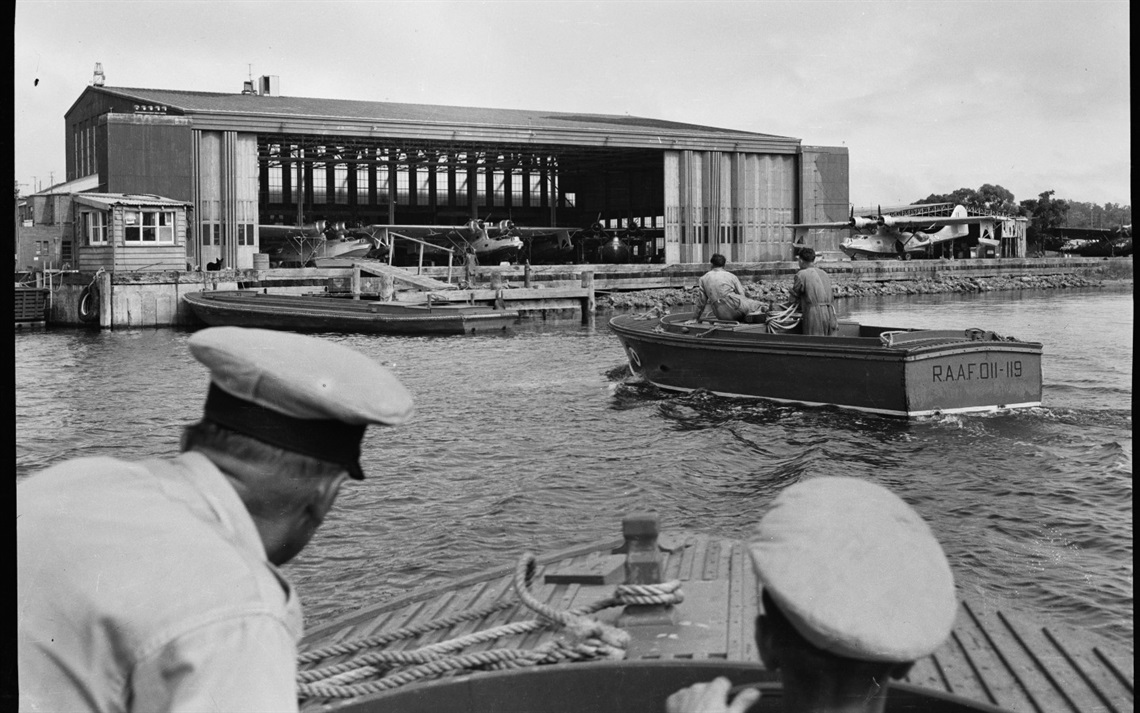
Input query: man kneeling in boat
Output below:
<box><xmin>695</xmin><ymin>253</ymin><xmax>768</xmax><ymax>322</ymax></box>
<box><xmin>666</xmin><ymin>477</ymin><xmax>957</xmax><ymax>713</ymax></box>
<box><xmin>17</xmin><ymin>327</ymin><xmax>415</xmax><ymax>712</ymax></box>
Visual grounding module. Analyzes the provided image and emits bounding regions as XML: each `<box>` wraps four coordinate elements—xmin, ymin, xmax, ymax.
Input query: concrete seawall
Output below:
<box><xmin>42</xmin><ymin>256</ymin><xmax>1130</xmax><ymax>329</ymax></box>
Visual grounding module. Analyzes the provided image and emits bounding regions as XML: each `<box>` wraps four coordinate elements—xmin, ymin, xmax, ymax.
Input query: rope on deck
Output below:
<box><xmin>764</xmin><ymin>303</ymin><xmax>802</xmax><ymax>333</ymax></box>
<box><xmin>296</xmin><ymin>552</ymin><xmax>685</xmax><ymax>702</ymax></box>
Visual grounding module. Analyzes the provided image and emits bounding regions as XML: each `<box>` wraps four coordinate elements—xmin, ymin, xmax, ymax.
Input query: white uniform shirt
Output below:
<box><xmin>18</xmin><ymin>451</ymin><xmax>304</xmax><ymax>712</ymax></box>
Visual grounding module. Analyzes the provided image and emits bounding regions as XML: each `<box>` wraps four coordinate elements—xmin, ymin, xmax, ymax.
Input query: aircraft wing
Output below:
<box><xmin>259</xmin><ymin>223</ymin><xmax>327</xmax><ymax>239</ymax></box>
<box><xmin>788</xmin><ymin>221</ymin><xmax>854</xmax><ymax>229</ymax></box>
<box><xmin>511</xmin><ymin>226</ymin><xmax>574</xmax><ymax>238</ymax></box>
<box><xmin>365</xmin><ymin>224</ymin><xmax>471</xmax><ymax>238</ymax></box>
<box><xmin>881</xmin><ymin>215</ymin><xmax>995</xmax><ymax>228</ymax></box>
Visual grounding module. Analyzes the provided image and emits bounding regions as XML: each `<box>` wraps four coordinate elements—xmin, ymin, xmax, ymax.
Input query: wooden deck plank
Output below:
<box><xmin>381</xmin><ymin>595</ymin><xmax>460</xmax><ymax>653</ymax></box>
<box><xmin>660</xmin><ymin>535</ymin><xmax>692</xmax><ymax>581</ymax></box>
<box><xmin>462</xmin><ymin>580</ymin><xmax>533</xmax><ymax>654</ymax></box>
<box><xmin>942</xmin><ymin>629</ymin><xmax>1013</xmax><ymax>708</ymax></box>
<box><xmin>993</xmin><ymin>610</ymin><xmax>1118</xmax><ymax>713</ymax></box>
<box><xmin>626</xmin><ymin>579</ymin><xmax>731</xmax><ymax>659</ymax></box>
<box><xmin>905</xmin><ymin>655</ymin><xmax>952</xmax><ymax>692</ymax></box>
<box><xmin>725</xmin><ymin>542</ymin><xmax>750</xmax><ymax>661</ymax></box>
<box><xmin>675</xmin><ymin>534</ymin><xmax>704</xmax><ymax>582</ymax></box>
<box><xmin>1041</xmin><ymin>628</ymin><xmax>1133</xmax><ymax>713</ymax></box>
<box><xmin>443</xmin><ymin>577</ymin><xmax>518</xmax><ymax>644</ymax></box>
<box><xmin>1092</xmin><ymin>646</ymin><xmax>1135</xmax><ymax>696</ymax></box>
<box><xmin>960</xmin><ymin>602</ymin><xmax>1075</xmax><ymax>712</ymax></box>
<box><xmin>939</xmin><ymin>601</ymin><xmax>1023</xmax><ymax>708</ymax></box>
<box><xmin>412</xmin><ymin>581</ymin><xmax>488</xmax><ymax>648</ymax></box>
<box><xmin>701</xmin><ymin>538</ymin><xmax>722</xmax><ymax>581</ymax></box>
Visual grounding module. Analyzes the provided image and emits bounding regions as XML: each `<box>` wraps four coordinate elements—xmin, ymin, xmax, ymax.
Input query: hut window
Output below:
<box><xmin>82</xmin><ymin>211</ymin><xmax>108</xmax><ymax>245</ymax></box>
<box><xmin>125</xmin><ymin>210</ymin><xmax>176</xmax><ymax>244</ymax></box>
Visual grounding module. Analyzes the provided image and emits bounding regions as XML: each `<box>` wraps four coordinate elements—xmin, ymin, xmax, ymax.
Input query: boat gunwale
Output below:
<box><xmin>608</xmin><ymin>314</ymin><xmax>1044</xmax><ymax>360</ymax></box>
<box><xmin>183</xmin><ymin>290</ymin><xmax>520</xmax><ymax>326</ymax></box>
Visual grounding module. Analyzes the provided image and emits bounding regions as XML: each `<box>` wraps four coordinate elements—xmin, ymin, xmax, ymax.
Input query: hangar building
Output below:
<box><xmin>64</xmin><ymin>74</ymin><xmax>848</xmax><ymax>270</ymax></box>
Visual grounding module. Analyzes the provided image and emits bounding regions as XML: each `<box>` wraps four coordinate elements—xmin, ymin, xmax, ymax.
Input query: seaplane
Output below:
<box><xmin>572</xmin><ymin>218</ymin><xmax>663</xmax><ymax>264</ymax></box>
<box><xmin>517</xmin><ymin>226</ymin><xmax>576</xmax><ymax>265</ymax></box>
<box><xmin>365</xmin><ymin>218</ymin><xmax>524</xmax><ymax>267</ymax></box>
<box><xmin>790</xmin><ymin>205</ymin><xmax>1000</xmax><ymax>260</ymax></box>
<box><xmin>1055</xmin><ymin>225</ymin><xmax>1132</xmax><ymax>257</ymax></box>
<box><xmin>258</xmin><ymin>221</ymin><xmax>383</xmax><ymax>267</ymax></box>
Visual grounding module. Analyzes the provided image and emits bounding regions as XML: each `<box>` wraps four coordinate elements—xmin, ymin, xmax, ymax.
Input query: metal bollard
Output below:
<box><xmin>617</xmin><ymin>513</ymin><xmax>678</xmax><ymax>626</ymax></box>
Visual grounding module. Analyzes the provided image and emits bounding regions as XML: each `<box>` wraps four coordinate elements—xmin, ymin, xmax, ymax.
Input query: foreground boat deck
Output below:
<box><xmin>298</xmin><ymin>531</ymin><xmax>1133</xmax><ymax>712</ymax></box>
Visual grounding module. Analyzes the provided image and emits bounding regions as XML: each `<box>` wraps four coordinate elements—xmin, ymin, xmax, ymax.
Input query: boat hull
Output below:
<box><xmin>183</xmin><ymin>290</ymin><xmax>518</xmax><ymax>336</ymax></box>
<box><xmin>609</xmin><ymin>313</ymin><xmax>1042</xmax><ymax>418</ymax></box>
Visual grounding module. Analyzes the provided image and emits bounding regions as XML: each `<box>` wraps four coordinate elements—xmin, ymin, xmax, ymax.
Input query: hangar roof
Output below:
<box><xmin>79</xmin><ymin>86</ymin><xmax>801</xmax><ymax>154</ymax></box>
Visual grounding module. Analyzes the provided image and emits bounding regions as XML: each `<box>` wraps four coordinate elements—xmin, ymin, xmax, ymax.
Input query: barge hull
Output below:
<box><xmin>183</xmin><ymin>290</ymin><xmax>519</xmax><ymax>335</ymax></box>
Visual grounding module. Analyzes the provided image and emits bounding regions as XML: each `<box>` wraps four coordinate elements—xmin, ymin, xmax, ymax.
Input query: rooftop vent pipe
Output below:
<box><xmin>92</xmin><ymin>62</ymin><xmax>105</xmax><ymax>86</ymax></box>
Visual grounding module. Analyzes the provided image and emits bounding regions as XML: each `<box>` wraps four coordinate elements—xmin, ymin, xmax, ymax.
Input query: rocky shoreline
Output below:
<box><xmin>599</xmin><ymin>270</ymin><xmax>1132</xmax><ymax>311</ymax></box>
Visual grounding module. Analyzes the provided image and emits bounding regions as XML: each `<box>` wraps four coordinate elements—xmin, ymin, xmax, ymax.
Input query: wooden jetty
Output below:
<box><xmin>296</xmin><ymin>517</ymin><xmax>1133</xmax><ymax>713</ymax></box>
<box><xmin>38</xmin><ymin>255</ymin><xmax>1129</xmax><ymax>328</ymax></box>
<box><xmin>15</xmin><ymin>286</ymin><xmax>49</xmax><ymax>327</ymax></box>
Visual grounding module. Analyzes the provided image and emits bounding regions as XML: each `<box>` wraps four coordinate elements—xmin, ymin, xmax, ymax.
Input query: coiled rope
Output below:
<box><xmin>296</xmin><ymin>553</ymin><xmax>684</xmax><ymax>701</ymax></box>
<box><xmin>764</xmin><ymin>303</ymin><xmax>801</xmax><ymax>334</ymax></box>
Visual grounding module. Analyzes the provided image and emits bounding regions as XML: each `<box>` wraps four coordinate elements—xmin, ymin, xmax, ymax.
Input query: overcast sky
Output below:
<box><xmin>14</xmin><ymin>0</ymin><xmax>1131</xmax><ymax>209</ymax></box>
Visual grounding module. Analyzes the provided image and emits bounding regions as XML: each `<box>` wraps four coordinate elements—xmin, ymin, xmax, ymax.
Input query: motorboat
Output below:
<box><xmin>608</xmin><ymin>311</ymin><xmax>1043</xmax><ymax>418</ymax></box>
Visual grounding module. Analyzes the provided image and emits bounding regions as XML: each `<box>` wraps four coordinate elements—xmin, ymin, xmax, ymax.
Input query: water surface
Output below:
<box><xmin>15</xmin><ymin>285</ymin><xmax>1132</xmax><ymax>651</ymax></box>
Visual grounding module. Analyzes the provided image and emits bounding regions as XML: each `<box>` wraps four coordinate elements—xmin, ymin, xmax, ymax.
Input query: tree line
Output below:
<box><xmin>914</xmin><ymin>185</ymin><xmax>1131</xmax><ymax>233</ymax></box>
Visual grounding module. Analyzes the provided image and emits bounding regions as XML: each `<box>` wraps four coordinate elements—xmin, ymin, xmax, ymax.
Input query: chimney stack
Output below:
<box><xmin>92</xmin><ymin>62</ymin><xmax>105</xmax><ymax>87</ymax></box>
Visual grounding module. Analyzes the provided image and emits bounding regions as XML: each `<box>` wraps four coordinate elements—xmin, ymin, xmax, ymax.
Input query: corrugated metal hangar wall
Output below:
<box><xmin>64</xmin><ymin>86</ymin><xmax>849</xmax><ymax>268</ymax></box>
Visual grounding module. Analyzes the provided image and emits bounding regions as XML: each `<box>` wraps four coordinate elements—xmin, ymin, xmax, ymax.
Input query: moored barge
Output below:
<box><xmin>182</xmin><ymin>289</ymin><xmax>519</xmax><ymax>336</ymax></box>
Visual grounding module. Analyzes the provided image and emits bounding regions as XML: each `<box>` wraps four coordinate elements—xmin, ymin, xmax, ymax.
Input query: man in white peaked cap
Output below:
<box><xmin>667</xmin><ymin>476</ymin><xmax>958</xmax><ymax>713</ymax></box>
<box><xmin>18</xmin><ymin>327</ymin><xmax>415</xmax><ymax>713</ymax></box>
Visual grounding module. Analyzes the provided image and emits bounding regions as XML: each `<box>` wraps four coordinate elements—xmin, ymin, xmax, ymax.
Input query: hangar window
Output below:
<box><xmin>124</xmin><ymin>210</ymin><xmax>176</xmax><ymax>244</ymax></box>
<box><xmin>268</xmin><ymin>164</ymin><xmax>283</xmax><ymax>202</ymax></box>
<box><xmin>357</xmin><ymin>164</ymin><xmax>369</xmax><ymax>202</ymax></box>
<box><xmin>81</xmin><ymin>211</ymin><xmax>108</xmax><ymax>245</ymax></box>
<box><xmin>529</xmin><ymin>174</ymin><xmax>542</xmax><ymax>204</ymax></box>
<box><xmin>334</xmin><ymin>165</ymin><xmax>349</xmax><ymax>204</ymax></box>
<box><xmin>492</xmin><ymin>170</ymin><xmax>506</xmax><ymax>207</ymax></box>
<box><xmin>395</xmin><ymin>168</ymin><xmax>410</xmax><ymax>204</ymax></box>
<box><xmin>311</xmin><ymin>162</ymin><xmax>326</xmax><ymax>203</ymax></box>
<box><xmin>415</xmin><ymin>166</ymin><xmax>430</xmax><ymax>203</ymax></box>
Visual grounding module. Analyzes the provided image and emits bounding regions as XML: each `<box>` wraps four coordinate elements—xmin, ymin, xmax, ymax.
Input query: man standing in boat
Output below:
<box><xmin>695</xmin><ymin>253</ymin><xmax>767</xmax><ymax>322</ymax></box>
<box><xmin>790</xmin><ymin>246</ymin><xmax>839</xmax><ymax>335</ymax></box>
<box><xmin>17</xmin><ymin>327</ymin><xmax>415</xmax><ymax>712</ymax></box>
<box><xmin>666</xmin><ymin>477</ymin><xmax>957</xmax><ymax>713</ymax></box>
